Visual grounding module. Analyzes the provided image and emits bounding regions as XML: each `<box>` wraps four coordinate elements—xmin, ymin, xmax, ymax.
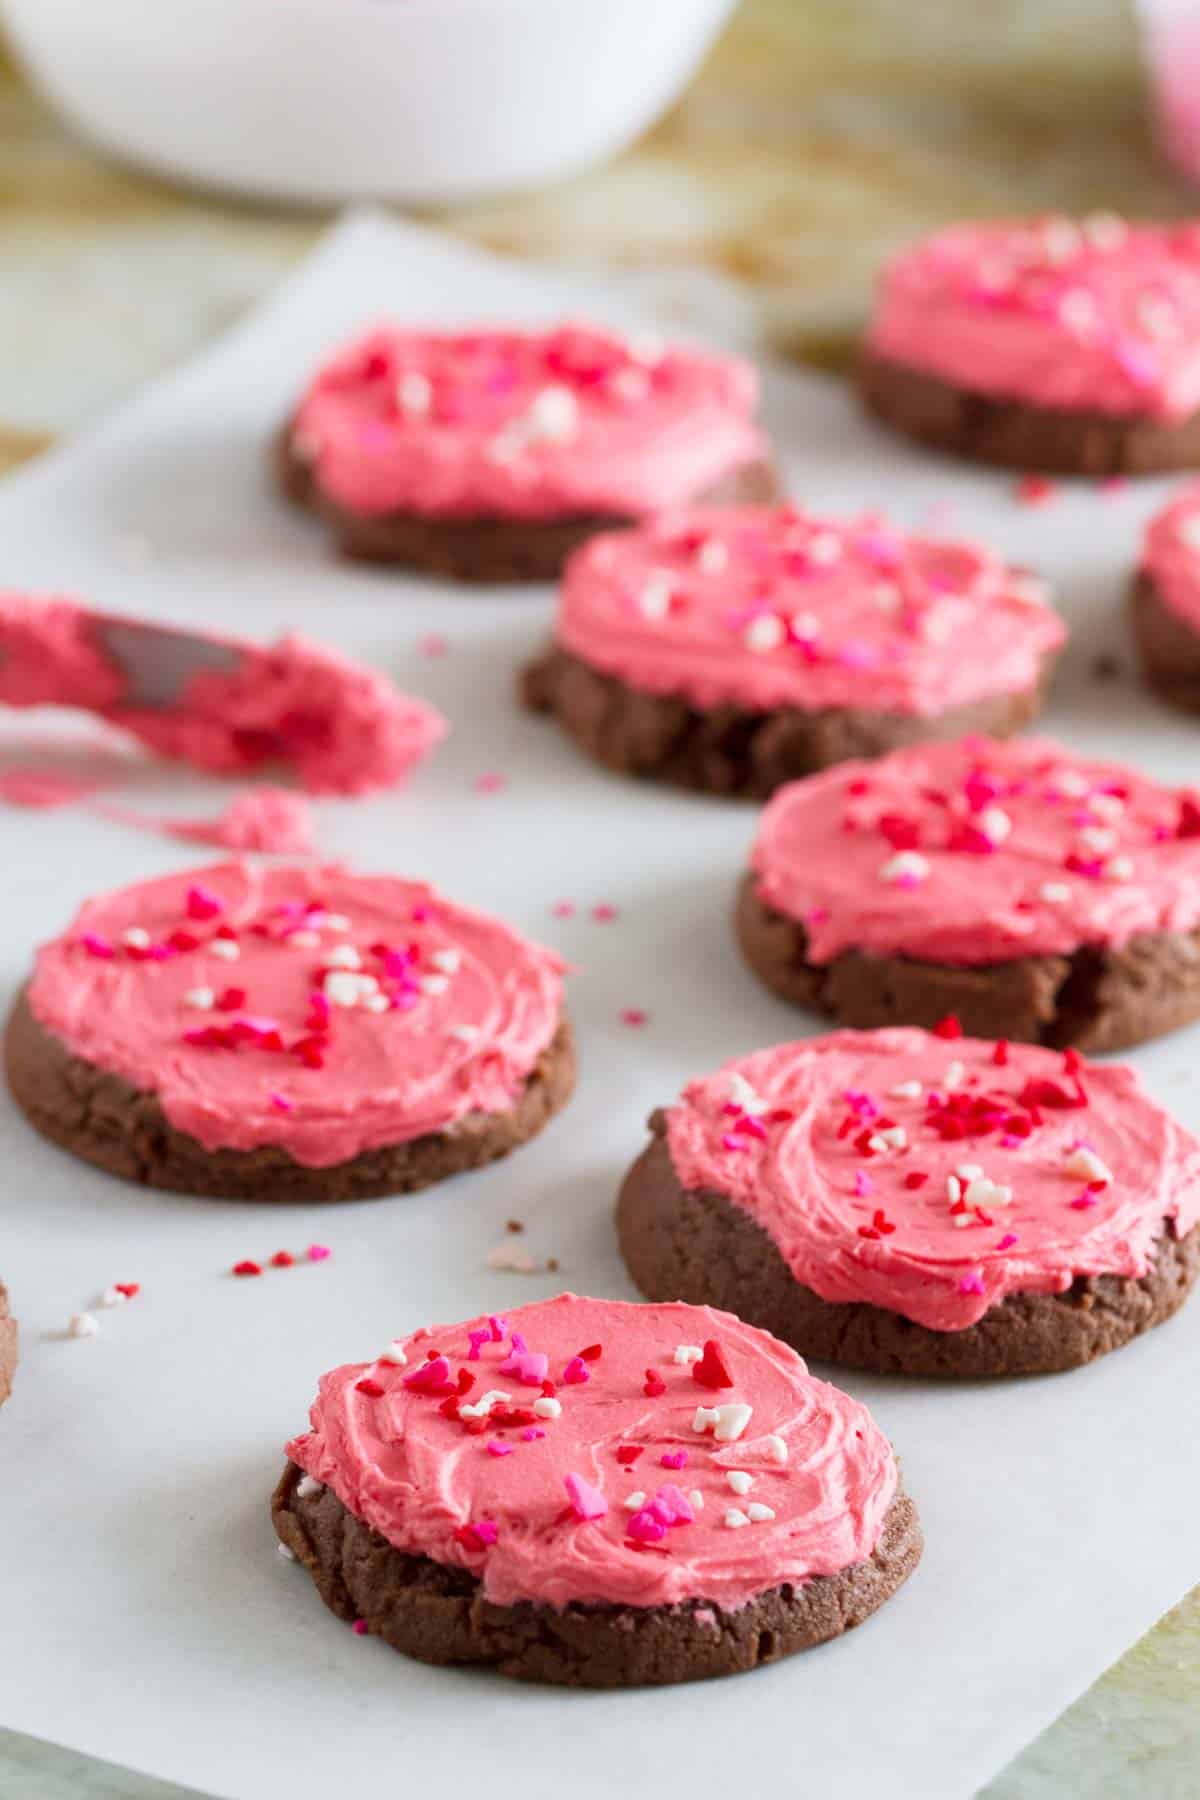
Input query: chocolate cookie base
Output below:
<box><xmin>276</xmin><ymin>425</ymin><xmax>781</xmax><ymax>583</ymax></box>
<box><xmin>618</xmin><ymin>1124</ymin><xmax>1200</xmax><ymax>1378</ymax></box>
<box><xmin>522</xmin><ymin>643</ymin><xmax>1053</xmax><ymax>799</ymax></box>
<box><xmin>735</xmin><ymin>873</ymin><xmax>1200</xmax><ymax>1053</ymax></box>
<box><xmin>860</xmin><ymin>349</ymin><xmax>1200</xmax><ymax>476</ymax></box>
<box><xmin>4</xmin><ymin>989</ymin><xmax>575</xmax><ymax>1203</ymax></box>
<box><xmin>0</xmin><ymin>1282</ymin><xmax>16</xmax><ymax>1409</ymax></box>
<box><xmin>1132</xmin><ymin>569</ymin><xmax>1200</xmax><ymax>714</ymax></box>
<box><xmin>271</xmin><ymin>1459</ymin><xmax>921</xmax><ymax>1686</ymax></box>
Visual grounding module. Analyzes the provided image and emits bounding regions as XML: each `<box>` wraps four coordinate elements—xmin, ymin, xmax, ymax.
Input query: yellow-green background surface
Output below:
<box><xmin>0</xmin><ymin>1</ymin><xmax>1197</xmax><ymax>1790</ymax></box>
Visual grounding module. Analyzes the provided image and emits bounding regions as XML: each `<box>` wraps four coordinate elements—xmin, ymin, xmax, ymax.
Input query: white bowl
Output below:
<box><xmin>1</xmin><ymin>0</ymin><xmax>738</xmax><ymax>206</ymax></box>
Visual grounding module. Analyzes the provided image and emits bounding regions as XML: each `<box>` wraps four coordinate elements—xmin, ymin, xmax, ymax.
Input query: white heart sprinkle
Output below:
<box><xmin>397</xmin><ymin>371</ymin><xmax>432</xmax><ymax>415</ymax></box>
<box><xmin>726</xmin><ymin>1471</ymin><xmax>753</xmax><ymax>1495</ymax></box>
<box><xmin>1064</xmin><ymin>1147</ymin><xmax>1111</xmax><ymax>1185</ymax></box>
<box><xmin>744</xmin><ymin>614</ymin><xmax>785</xmax><ymax>654</ymax></box>
<box><xmin>879</xmin><ymin>851</ymin><xmax>930</xmax><ymax>885</ymax></box>
<box><xmin>696</xmin><ymin>539</ymin><xmax>728</xmax><ymax>575</ymax></box>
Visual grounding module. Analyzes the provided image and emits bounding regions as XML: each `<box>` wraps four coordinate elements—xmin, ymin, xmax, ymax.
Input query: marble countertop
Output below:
<box><xmin>0</xmin><ymin>1</ymin><xmax>1197</xmax><ymax>1792</ymax></box>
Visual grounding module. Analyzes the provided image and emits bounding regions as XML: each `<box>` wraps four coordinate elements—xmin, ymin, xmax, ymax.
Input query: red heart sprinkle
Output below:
<box><xmin>691</xmin><ymin>1339</ymin><xmax>734</xmax><ymax>1391</ymax></box>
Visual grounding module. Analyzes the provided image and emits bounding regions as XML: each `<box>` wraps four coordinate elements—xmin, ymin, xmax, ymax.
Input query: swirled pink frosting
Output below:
<box><xmin>868</xmin><ymin>217</ymin><xmax>1200</xmax><ymax>420</ymax></box>
<box><xmin>1142</xmin><ymin>480</ymin><xmax>1200</xmax><ymax>632</ymax></box>
<box><xmin>28</xmin><ymin>862</ymin><xmax>565</xmax><ymax>1167</ymax></box>
<box><xmin>0</xmin><ymin>594</ymin><xmax>445</xmax><ymax>796</ymax></box>
<box><xmin>290</xmin><ymin>321</ymin><xmax>767</xmax><ymax>522</ymax></box>
<box><xmin>557</xmin><ymin>505</ymin><xmax>1064</xmax><ymax>715</ymax></box>
<box><xmin>751</xmin><ymin>736</ymin><xmax>1200</xmax><ymax>965</ymax></box>
<box><xmin>665</xmin><ymin>1030</ymin><xmax>1200</xmax><ymax>1332</ymax></box>
<box><xmin>287</xmin><ymin>1293</ymin><xmax>897</xmax><ymax>1611</ymax></box>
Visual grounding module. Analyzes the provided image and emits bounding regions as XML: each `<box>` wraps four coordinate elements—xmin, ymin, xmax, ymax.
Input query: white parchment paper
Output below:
<box><xmin>0</xmin><ymin>214</ymin><xmax>1197</xmax><ymax>1800</ymax></box>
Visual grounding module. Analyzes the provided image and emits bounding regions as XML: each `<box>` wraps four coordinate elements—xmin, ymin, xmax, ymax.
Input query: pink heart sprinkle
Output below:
<box><xmin>626</xmin><ymin>1507</ymin><xmax>667</xmax><ymax>1543</ymax></box>
<box><xmin>307</xmin><ymin>1243</ymin><xmax>331</xmax><ymax>1262</ymax></box>
<box><xmin>563</xmin><ymin>1473</ymin><xmax>607</xmax><ymax>1520</ymax></box>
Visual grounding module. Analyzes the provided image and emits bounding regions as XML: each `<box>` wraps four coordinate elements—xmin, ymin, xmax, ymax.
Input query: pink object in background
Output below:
<box><xmin>1140</xmin><ymin>0</ymin><xmax>1200</xmax><ymax>182</ymax></box>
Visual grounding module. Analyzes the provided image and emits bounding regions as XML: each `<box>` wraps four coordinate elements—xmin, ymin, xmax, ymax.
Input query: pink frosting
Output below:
<box><xmin>28</xmin><ymin>862</ymin><xmax>565</xmax><ymax>1167</ymax></box>
<box><xmin>868</xmin><ymin>217</ymin><xmax>1200</xmax><ymax>420</ymax></box>
<box><xmin>287</xmin><ymin>1293</ymin><xmax>897</xmax><ymax>1611</ymax></box>
<box><xmin>290</xmin><ymin>321</ymin><xmax>767</xmax><ymax>522</ymax></box>
<box><xmin>123</xmin><ymin>790</ymin><xmax>316</xmax><ymax>854</ymax></box>
<box><xmin>1142</xmin><ymin>479</ymin><xmax>1200</xmax><ymax>632</ymax></box>
<box><xmin>557</xmin><ymin>505</ymin><xmax>1064</xmax><ymax>715</ymax></box>
<box><xmin>751</xmin><ymin>736</ymin><xmax>1200</xmax><ymax>965</ymax></box>
<box><xmin>665</xmin><ymin>1030</ymin><xmax>1200</xmax><ymax>1332</ymax></box>
<box><xmin>0</xmin><ymin>594</ymin><xmax>446</xmax><ymax>796</ymax></box>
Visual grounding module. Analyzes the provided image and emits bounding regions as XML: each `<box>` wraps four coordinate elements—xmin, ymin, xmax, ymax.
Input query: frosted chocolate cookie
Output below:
<box><xmin>278</xmin><ymin>321</ymin><xmax>778</xmax><ymax>581</ymax></box>
<box><xmin>523</xmin><ymin>504</ymin><xmax>1063</xmax><ymax>795</ymax></box>
<box><xmin>861</xmin><ymin>215</ymin><xmax>1200</xmax><ymax>474</ymax></box>
<box><xmin>274</xmin><ymin>1293</ymin><xmax>920</xmax><ymax>1685</ymax></box>
<box><xmin>618</xmin><ymin>1029</ymin><xmax>1200</xmax><ymax>1377</ymax></box>
<box><xmin>6</xmin><ymin>862</ymin><xmax>572</xmax><ymax>1201</ymax></box>
<box><xmin>737</xmin><ymin>736</ymin><xmax>1200</xmax><ymax>1051</ymax></box>
<box><xmin>1134</xmin><ymin>480</ymin><xmax>1200</xmax><ymax>712</ymax></box>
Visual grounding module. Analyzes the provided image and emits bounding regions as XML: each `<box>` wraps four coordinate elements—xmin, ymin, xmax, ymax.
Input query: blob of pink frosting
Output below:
<box><xmin>750</xmin><ymin>736</ymin><xmax>1200</xmax><ymax>966</ymax></box>
<box><xmin>868</xmin><ymin>217</ymin><xmax>1200</xmax><ymax>420</ymax></box>
<box><xmin>556</xmin><ymin>504</ymin><xmax>1064</xmax><ymax>715</ymax></box>
<box><xmin>665</xmin><ymin>1029</ymin><xmax>1200</xmax><ymax>1332</ymax></box>
<box><xmin>0</xmin><ymin>593</ymin><xmax>446</xmax><ymax>796</ymax></box>
<box><xmin>290</xmin><ymin>320</ymin><xmax>768</xmax><ymax>522</ymax></box>
<box><xmin>28</xmin><ymin>862</ymin><xmax>565</xmax><ymax>1167</ymax></box>
<box><xmin>287</xmin><ymin>1294</ymin><xmax>897</xmax><ymax>1611</ymax></box>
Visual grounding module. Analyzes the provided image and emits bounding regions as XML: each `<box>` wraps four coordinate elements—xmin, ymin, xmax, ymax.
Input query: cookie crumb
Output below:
<box><xmin>1091</xmin><ymin>652</ymin><xmax>1122</xmax><ymax>681</ymax></box>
